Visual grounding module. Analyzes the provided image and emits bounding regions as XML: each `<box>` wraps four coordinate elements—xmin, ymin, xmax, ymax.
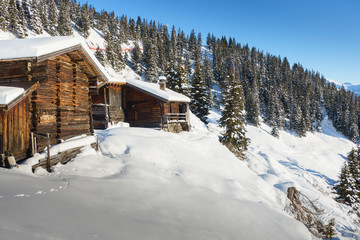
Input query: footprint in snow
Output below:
<box><xmin>14</xmin><ymin>194</ymin><xmax>30</xmax><ymax>198</ymax></box>
<box><xmin>35</xmin><ymin>191</ymin><xmax>46</xmax><ymax>195</ymax></box>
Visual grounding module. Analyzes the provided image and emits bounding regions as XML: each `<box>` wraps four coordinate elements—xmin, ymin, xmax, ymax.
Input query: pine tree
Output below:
<box><xmin>165</xmin><ymin>60</ymin><xmax>176</xmax><ymax>90</ymax></box>
<box><xmin>174</xmin><ymin>58</ymin><xmax>187</xmax><ymax>94</ymax></box>
<box><xmin>144</xmin><ymin>40</ymin><xmax>158</xmax><ymax>82</ymax></box>
<box><xmin>334</xmin><ymin>162</ymin><xmax>358</xmax><ymax>205</ymax></box>
<box><xmin>77</xmin><ymin>3</ymin><xmax>91</xmax><ymax>38</ymax></box>
<box><xmin>47</xmin><ymin>0</ymin><xmax>58</xmax><ymax>36</ymax></box>
<box><xmin>21</xmin><ymin>0</ymin><xmax>31</xmax><ymax>27</ymax></box>
<box><xmin>30</xmin><ymin>0</ymin><xmax>43</xmax><ymax>34</ymax></box>
<box><xmin>95</xmin><ymin>46</ymin><xmax>105</xmax><ymax>64</ymax></box>
<box><xmin>0</xmin><ymin>0</ymin><xmax>9</xmax><ymax>31</ymax></box>
<box><xmin>58</xmin><ymin>0</ymin><xmax>73</xmax><ymax>36</ymax></box>
<box><xmin>334</xmin><ymin>149</ymin><xmax>360</xmax><ymax>206</ymax></box>
<box><xmin>17</xmin><ymin>1</ymin><xmax>28</xmax><ymax>37</ymax></box>
<box><xmin>190</xmin><ymin>60</ymin><xmax>209</xmax><ymax>123</ymax></box>
<box><xmin>38</xmin><ymin>0</ymin><xmax>48</xmax><ymax>29</ymax></box>
<box><xmin>8</xmin><ymin>0</ymin><xmax>25</xmax><ymax>38</ymax></box>
<box><xmin>203</xmin><ymin>55</ymin><xmax>216</xmax><ymax>107</ymax></box>
<box><xmin>131</xmin><ymin>42</ymin><xmax>143</xmax><ymax>75</ymax></box>
<box><xmin>219</xmin><ymin>66</ymin><xmax>249</xmax><ymax>159</ymax></box>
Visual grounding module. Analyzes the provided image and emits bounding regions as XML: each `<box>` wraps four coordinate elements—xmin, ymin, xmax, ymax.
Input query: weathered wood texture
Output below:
<box><xmin>123</xmin><ymin>86</ymin><xmax>164</xmax><ymax>128</ymax></box>
<box><xmin>0</xmin><ymin>53</ymin><xmax>93</xmax><ymax>159</ymax></box>
<box><xmin>30</xmin><ymin>55</ymin><xmax>91</xmax><ymax>149</ymax></box>
<box><xmin>108</xmin><ymin>86</ymin><xmax>124</xmax><ymax>124</ymax></box>
<box><xmin>32</xmin><ymin>146</ymin><xmax>83</xmax><ymax>172</ymax></box>
<box><xmin>0</xmin><ymin>97</ymin><xmax>30</xmax><ymax>161</ymax></box>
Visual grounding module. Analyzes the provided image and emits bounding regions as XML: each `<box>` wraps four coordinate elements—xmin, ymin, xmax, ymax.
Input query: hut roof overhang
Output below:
<box><xmin>0</xmin><ymin>82</ymin><xmax>39</xmax><ymax>110</ymax></box>
<box><xmin>119</xmin><ymin>79</ymin><xmax>190</xmax><ymax>103</ymax></box>
<box><xmin>0</xmin><ymin>37</ymin><xmax>108</xmax><ymax>86</ymax></box>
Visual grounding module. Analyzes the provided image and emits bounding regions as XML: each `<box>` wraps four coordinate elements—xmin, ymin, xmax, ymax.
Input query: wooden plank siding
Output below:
<box><xmin>0</xmin><ymin>97</ymin><xmax>30</xmax><ymax>161</ymax></box>
<box><xmin>108</xmin><ymin>85</ymin><xmax>124</xmax><ymax>124</ymax></box>
<box><xmin>123</xmin><ymin>86</ymin><xmax>165</xmax><ymax>128</ymax></box>
<box><xmin>0</xmin><ymin>52</ymin><xmax>94</xmax><ymax>160</ymax></box>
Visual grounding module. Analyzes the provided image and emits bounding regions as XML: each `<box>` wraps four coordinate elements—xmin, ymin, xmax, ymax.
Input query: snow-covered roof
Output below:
<box><xmin>0</xmin><ymin>37</ymin><xmax>108</xmax><ymax>83</ymax></box>
<box><xmin>126</xmin><ymin>79</ymin><xmax>190</xmax><ymax>103</ymax></box>
<box><xmin>0</xmin><ymin>82</ymin><xmax>39</xmax><ymax>109</ymax></box>
<box><xmin>0</xmin><ymin>86</ymin><xmax>24</xmax><ymax>105</ymax></box>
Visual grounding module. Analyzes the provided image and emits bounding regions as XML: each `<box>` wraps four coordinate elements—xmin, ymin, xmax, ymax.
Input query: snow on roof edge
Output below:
<box><xmin>126</xmin><ymin>79</ymin><xmax>190</xmax><ymax>103</ymax></box>
<box><xmin>0</xmin><ymin>37</ymin><xmax>109</xmax><ymax>83</ymax></box>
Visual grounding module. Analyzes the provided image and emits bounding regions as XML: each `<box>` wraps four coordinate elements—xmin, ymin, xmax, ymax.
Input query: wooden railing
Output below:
<box><xmin>161</xmin><ymin>113</ymin><xmax>188</xmax><ymax>123</ymax></box>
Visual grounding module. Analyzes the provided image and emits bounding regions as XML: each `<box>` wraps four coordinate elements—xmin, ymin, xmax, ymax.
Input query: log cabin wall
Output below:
<box><xmin>31</xmin><ymin>55</ymin><xmax>91</xmax><ymax>149</ymax></box>
<box><xmin>0</xmin><ymin>97</ymin><xmax>30</xmax><ymax>161</ymax></box>
<box><xmin>0</xmin><ymin>54</ymin><xmax>92</xmax><ymax>153</ymax></box>
<box><xmin>123</xmin><ymin>86</ymin><xmax>165</xmax><ymax>128</ymax></box>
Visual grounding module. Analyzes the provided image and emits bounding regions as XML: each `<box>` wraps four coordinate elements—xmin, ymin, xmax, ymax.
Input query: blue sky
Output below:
<box><xmin>78</xmin><ymin>0</ymin><xmax>360</xmax><ymax>84</ymax></box>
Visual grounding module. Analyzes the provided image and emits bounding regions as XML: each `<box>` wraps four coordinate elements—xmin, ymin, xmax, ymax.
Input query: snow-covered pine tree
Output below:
<box><xmin>203</xmin><ymin>55</ymin><xmax>216</xmax><ymax>107</ymax></box>
<box><xmin>174</xmin><ymin>58</ymin><xmax>187</xmax><ymax>94</ymax></box>
<box><xmin>219</xmin><ymin>66</ymin><xmax>249</xmax><ymax>159</ymax></box>
<box><xmin>47</xmin><ymin>0</ymin><xmax>58</xmax><ymax>36</ymax></box>
<box><xmin>190</xmin><ymin>59</ymin><xmax>209</xmax><ymax>123</ymax></box>
<box><xmin>334</xmin><ymin>149</ymin><xmax>360</xmax><ymax>205</ymax></box>
<box><xmin>0</xmin><ymin>0</ymin><xmax>9</xmax><ymax>31</ymax></box>
<box><xmin>58</xmin><ymin>0</ymin><xmax>73</xmax><ymax>36</ymax></box>
<box><xmin>334</xmin><ymin>161</ymin><xmax>358</xmax><ymax>205</ymax></box>
<box><xmin>38</xmin><ymin>0</ymin><xmax>48</xmax><ymax>30</ymax></box>
<box><xmin>144</xmin><ymin>40</ymin><xmax>159</xmax><ymax>82</ymax></box>
<box><xmin>131</xmin><ymin>42</ymin><xmax>143</xmax><ymax>75</ymax></box>
<box><xmin>95</xmin><ymin>46</ymin><xmax>105</xmax><ymax>64</ymax></box>
<box><xmin>77</xmin><ymin>3</ymin><xmax>91</xmax><ymax>38</ymax></box>
<box><xmin>8</xmin><ymin>0</ymin><xmax>25</xmax><ymax>38</ymax></box>
<box><xmin>30</xmin><ymin>0</ymin><xmax>43</xmax><ymax>34</ymax></box>
<box><xmin>21</xmin><ymin>0</ymin><xmax>31</xmax><ymax>27</ymax></box>
<box><xmin>17</xmin><ymin>1</ymin><xmax>28</xmax><ymax>37</ymax></box>
<box><xmin>165</xmin><ymin>60</ymin><xmax>176</xmax><ymax>90</ymax></box>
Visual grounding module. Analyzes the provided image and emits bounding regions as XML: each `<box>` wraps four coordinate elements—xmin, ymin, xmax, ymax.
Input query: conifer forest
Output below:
<box><xmin>0</xmin><ymin>0</ymin><xmax>359</xmax><ymax>156</ymax></box>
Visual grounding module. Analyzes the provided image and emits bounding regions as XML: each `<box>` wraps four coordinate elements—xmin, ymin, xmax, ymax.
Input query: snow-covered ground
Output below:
<box><xmin>1</xmin><ymin>114</ymin><xmax>311</xmax><ymax>240</ymax></box>
<box><xmin>0</xmin><ymin>111</ymin><xmax>358</xmax><ymax>239</ymax></box>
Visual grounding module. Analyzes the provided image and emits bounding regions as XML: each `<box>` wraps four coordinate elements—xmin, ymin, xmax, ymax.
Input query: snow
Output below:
<box><xmin>0</xmin><ymin>86</ymin><xmax>25</xmax><ymax>105</ymax></box>
<box><xmin>0</xmin><ymin>113</ymin><xmax>312</xmax><ymax>240</ymax></box>
<box><xmin>0</xmin><ymin>36</ymin><xmax>84</xmax><ymax>60</ymax></box>
<box><xmin>209</xmin><ymin>110</ymin><xmax>360</xmax><ymax>239</ymax></box>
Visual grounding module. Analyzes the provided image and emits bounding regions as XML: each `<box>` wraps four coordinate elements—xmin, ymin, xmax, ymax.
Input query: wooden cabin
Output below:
<box><xmin>0</xmin><ymin>37</ymin><xmax>108</xmax><ymax>162</ymax></box>
<box><xmin>92</xmin><ymin>77</ymin><xmax>191</xmax><ymax>132</ymax></box>
<box><xmin>0</xmin><ymin>82</ymin><xmax>39</xmax><ymax>165</ymax></box>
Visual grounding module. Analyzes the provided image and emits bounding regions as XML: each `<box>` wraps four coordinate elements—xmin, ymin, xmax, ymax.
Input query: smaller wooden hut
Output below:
<box><xmin>92</xmin><ymin>77</ymin><xmax>191</xmax><ymax>132</ymax></box>
<box><xmin>0</xmin><ymin>82</ymin><xmax>38</xmax><ymax>164</ymax></box>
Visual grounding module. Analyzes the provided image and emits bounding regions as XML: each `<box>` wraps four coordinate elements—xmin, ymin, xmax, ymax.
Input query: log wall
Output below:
<box><xmin>123</xmin><ymin>86</ymin><xmax>164</xmax><ymax>128</ymax></box>
<box><xmin>0</xmin><ymin>97</ymin><xmax>30</xmax><ymax>161</ymax></box>
<box><xmin>0</xmin><ymin>54</ymin><xmax>92</xmax><ymax>157</ymax></box>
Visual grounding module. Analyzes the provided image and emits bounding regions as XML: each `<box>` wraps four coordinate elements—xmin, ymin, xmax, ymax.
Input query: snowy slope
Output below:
<box><xmin>0</xmin><ymin>115</ymin><xmax>311</xmax><ymax>240</ymax></box>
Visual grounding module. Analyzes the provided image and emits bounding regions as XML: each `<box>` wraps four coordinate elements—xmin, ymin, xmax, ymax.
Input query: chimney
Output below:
<box><xmin>158</xmin><ymin>76</ymin><xmax>167</xmax><ymax>91</ymax></box>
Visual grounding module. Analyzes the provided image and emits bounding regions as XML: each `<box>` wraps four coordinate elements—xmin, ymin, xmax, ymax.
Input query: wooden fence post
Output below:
<box><xmin>46</xmin><ymin>133</ymin><xmax>50</xmax><ymax>172</ymax></box>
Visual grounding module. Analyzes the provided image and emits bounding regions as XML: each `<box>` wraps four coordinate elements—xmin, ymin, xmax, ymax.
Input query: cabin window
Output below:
<box><xmin>179</xmin><ymin>103</ymin><xmax>187</xmax><ymax>113</ymax></box>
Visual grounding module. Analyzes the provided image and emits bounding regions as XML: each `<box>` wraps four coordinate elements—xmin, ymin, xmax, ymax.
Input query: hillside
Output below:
<box><xmin>0</xmin><ymin>111</ymin><xmax>358</xmax><ymax>239</ymax></box>
<box><xmin>0</xmin><ymin>115</ymin><xmax>310</xmax><ymax>240</ymax></box>
<box><xmin>1</xmin><ymin>1</ymin><xmax>360</xmax><ymax>239</ymax></box>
